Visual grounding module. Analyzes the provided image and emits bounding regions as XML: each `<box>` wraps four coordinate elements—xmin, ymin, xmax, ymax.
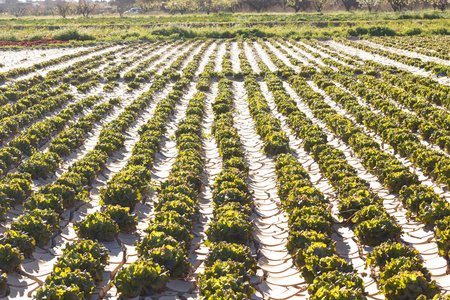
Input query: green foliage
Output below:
<box><xmin>145</xmin><ymin>221</ymin><xmax>193</xmax><ymax>246</ymax></box>
<box><xmin>308</xmin><ymin>270</ymin><xmax>365</xmax><ymax>297</ymax></box>
<box><xmin>206</xmin><ymin>210</ymin><xmax>253</xmax><ymax>244</ymax></box>
<box><xmin>11</xmin><ymin>210</ymin><xmax>54</xmax><ymax>246</ymax></box>
<box><xmin>198</xmin><ymin>272</ymin><xmax>255</xmax><ymax>299</ymax></box>
<box><xmin>24</xmin><ymin>193</ymin><xmax>64</xmax><ymax>214</ymax></box>
<box><xmin>204</xmin><ymin>242</ymin><xmax>255</xmax><ymax>270</ymax></box>
<box><xmin>305</xmin><ymin>254</ymin><xmax>353</xmax><ymax>277</ymax></box>
<box><xmin>379</xmin><ymin>257</ymin><xmax>430</xmax><ymax>286</ymax></box>
<box><xmin>383</xmin><ymin>271</ymin><xmax>439</xmax><ymax>300</ymax></box>
<box><xmin>0</xmin><ymin>244</ymin><xmax>23</xmax><ymax>273</ymax></box>
<box><xmin>351</xmin><ymin>205</ymin><xmax>388</xmax><ymax>224</ymax></box>
<box><xmin>435</xmin><ymin>215</ymin><xmax>450</xmax><ymax>258</ymax></box>
<box><xmin>35</xmin><ymin>283</ymin><xmax>85</xmax><ymax>300</ymax></box>
<box><xmin>0</xmin><ymin>173</ymin><xmax>32</xmax><ymax>203</ymax></box>
<box><xmin>114</xmin><ymin>260</ymin><xmax>168</xmax><ymax>298</ymax></box>
<box><xmin>62</xmin><ymin>240</ymin><xmax>109</xmax><ymax>265</ymax></box>
<box><xmin>137</xmin><ymin>232</ymin><xmax>190</xmax><ymax>277</ymax></box>
<box><xmin>103</xmin><ymin>205</ymin><xmax>137</xmax><ymax>232</ymax></box>
<box><xmin>286</xmin><ymin>230</ymin><xmax>332</xmax><ymax>254</ymax></box>
<box><xmin>288</xmin><ymin>209</ymin><xmax>332</xmax><ymax>235</ymax></box>
<box><xmin>399</xmin><ymin>184</ymin><xmax>442</xmax><ymax>213</ymax></box>
<box><xmin>100</xmin><ymin>165</ymin><xmax>151</xmax><ymax>208</ymax></box>
<box><xmin>297</xmin><ymin>241</ymin><xmax>335</xmax><ymax>267</ymax></box>
<box><xmin>55</xmin><ymin>240</ymin><xmax>108</xmax><ymax>282</ymax></box>
<box><xmin>18</xmin><ymin>152</ymin><xmax>61</xmax><ymax>179</ymax></box>
<box><xmin>368</xmin><ymin>242</ymin><xmax>418</xmax><ymax>269</ymax></box>
<box><xmin>310</xmin><ymin>285</ymin><xmax>367</xmax><ymax>300</ymax></box>
<box><xmin>355</xmin><ymin>216</ymin><xmax>402</xmax><ymax>246</ymax></box>
<box><xmin>347</xmin><ymin>26</ymin><xmax>397</xmax><ymax>37</ymax></box>
<box><xmin>42</xmin><ymin>267</ymin><xmax>95</xmax><ymax>298</ymax></box>
<box><xmin>74</xmin><ymin>212</ymin><xmax>119</xmax><ymax>241</ymax></box>
<box><xmin>0</xmin><ymin>230</ymin><xmax>36</xmax><ymax>258</ymax></box>
<box><xmin>53</xmin><ymin>29</ymin><xmax>96</xmax><ymax>41</ymax></box>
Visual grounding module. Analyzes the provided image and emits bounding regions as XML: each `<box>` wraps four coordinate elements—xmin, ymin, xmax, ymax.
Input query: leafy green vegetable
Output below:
<box><xmin>308</xmin><ymin>270</ymin><xmax>365</xmax><ymax>296</ymax></box>
<box><xmin>42</xmin><ymin>267</ymin><xmax>94</xmax><ymax>298</ymax></box>
<box><xmin>206</xmin><ymin>210</ymin><xmax>252</xmax><ymax>244</ymax></box>
<box><xmin>0</xmin><ymin>244</ymin><xmax>23</xmax><ymax>273</ymax></box>
<box><xmin>0</xmin><ymin>230</ymin><xmax>35</xmax><ymax>258</ymax></box>
<box><xmin>198</xmin><ymin>272</ymin><xmax>255</xmax><ymax>300</ymax></box>
<box><xmin>137</xmin><ymin>231</ymin><xmax>190</xmax><ymax>277</ymax></box>
<box><xmin>383</xmin><ymin>271</ymin><xmax>439</xmax><ymax>300</ymax></box>
<box><xmin>11</xmin><ymin>210</ymin><xmax>53</xmax><ymax>246</ymax></box>
<box><xmin>355</xmin><ymin>216</ymin><xmax>401</xmax><ymax>246</ymax></box>
<box><xmin>103</xmin><ymin>205</ymin><xmax>137</xmax><ymax>232</ymax></box>
<box><xmin>114</xmin><ymin>260</ymin><xmax>168</xmax><ymax>298</ymax></box>
<box><xmin>368</xmin><ymin>242</ymin><xmax>418</xmax><ymax>269</ymax></box>
<box><xmin>379</xmin><ymin>257</ymin><xmax>430</xmax><ymax>286</ymax></box>
<box><xmin>35</xmin><ymin>283</ymin><xmax>84</xmax><ymax>300</ymax></box>
<box><xmin>74</xmin><ymin>212</ymin><xmax>119</xmax><ymax>242</ymax></box>
<box><xmin>204</xmin><ymin>242</ymin><xmax>255</xmax><ymax>270</ymax></box>
<box><xmin>306</xmin><ymin>254</ymin><xmax>353</xmax><ymax>277</ymax></box>
<box><xmin>24</xmin><ymin>193</ymin><xmax>64</xmax><ymax>214</ymax></box>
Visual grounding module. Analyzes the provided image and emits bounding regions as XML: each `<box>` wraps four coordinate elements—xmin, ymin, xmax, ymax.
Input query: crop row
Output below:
<box><xmin>0</xmin><ymin>40</ymin><xmax>201</xmax><ymax>298</ymax></box>
<box><xmin>368</xmin><ymin>36</ymin><xmax>450</xmax><ymax>61</ymax></box>
<box><xmin>253</xmin><ymin>38</ymin><xmax>450</xmax><ymax>298</ymax></box>
<box><xmin>2</xmin><ymin>38</ymin><xmax>450</xmax><ymax>299</ymax></box>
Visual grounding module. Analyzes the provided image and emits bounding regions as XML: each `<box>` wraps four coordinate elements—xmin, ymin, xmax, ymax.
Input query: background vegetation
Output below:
<box><xmin>2</xmin><ymin>0</ymin><xmax>450</xmax><ymax>44</ymax></box>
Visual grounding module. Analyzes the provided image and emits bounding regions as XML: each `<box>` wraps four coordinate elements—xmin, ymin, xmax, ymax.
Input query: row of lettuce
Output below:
<box><xmin>85</xmin><ymin>43</ymin><xmax>216</xmax><ymax>298</ymax></box>
<box><xmin>368</xmin><ymin>36</ymin><xmax>450</xmax><ymax>62</ymax></box>
<box><xmin>336</xmin><ymin>37</ymin><xmax>450</xmax><ymax>77</ymax></box>
<box><xmin>200</xmin><ymin>76</ymin><xmax>255</xmax><ymax>298</ymax></box>
<box><xmin>0</xmin><ymin>43</ymin><xmax>132</xmax><ymax>179</ymax></box>
<box><xmin>0</xmin><ymin>43</ymin><xmax>114</xmax><ymax>82</ymax></box>
<box><xmin>244</xmin><ymin>45</ymin><xmax>369</xmax><ymax>297</ymax></box>
<box><xmin>2</xmin><ymin>38</ymin><xmax>450</xmax><ymax>298</ymax></box>
<box><xmin>0</xmin><ymin>42</ymin><xmax>165</xmax><ymax>226</ymax></box>
<box><xmin>252</xmin><ymin>39</ymin><xmax>446</xmax><ymax>298</ymax></box>
<box><xmin>109</xmin><ymin>40</ymin><xmax>258</xmax><ymax>298</ymax></box>
<box><xmin>0</xmin><ymin>47</ymin><xmax>133</xmax><ymax>229</ymax></box>
<box><xmin>294</xmin><ymin>37</ymin><xmax>450</xmax><ymax>263</ymax></box>
<box><xmin>42</xmin><ymin>41</ymin><xmax>209</xmax><ymax>299</ymax></box>
<box><xmin>0</xmin><ymin>41</ymin><xmax>201</xmax><ymax>298</ymax></box>
<box><xmin>105</xmin><ymin>41</ymin><xmax>214</xmax><ymax>297</ymax></box>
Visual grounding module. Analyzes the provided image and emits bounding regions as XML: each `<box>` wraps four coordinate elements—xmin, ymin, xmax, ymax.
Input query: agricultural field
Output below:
<box><xmin>2</xmin><ymin>35</ymin><xmax>450</xmax><ymax>300</ymax></box>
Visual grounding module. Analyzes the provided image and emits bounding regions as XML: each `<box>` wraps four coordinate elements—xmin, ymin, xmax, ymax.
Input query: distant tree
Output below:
<box><xmin>55</xmin><ymin>1</ymin><xmax>71</xmax><ymax>18</ymax></box>
<box><xmin>77</xmin><ymin>0</ymin><xmax>96</xmax><ymax>17</ymax></box>
<box><xmin>112</xmin><ymin>0</ymin><xmax>135</xmax><ymax>16</ymax></box>
<box><xmin>340</xmin><ymin>0</ymin><xmax>359</xmax><ymax>10</ymax></box>
<box><xmin>274</xmin><ymin>0</ymin><xmax>289</xmax><ymax>10</ymax></box>
<box><xmin>311</xmin><ymin>0</ymin><xmax>330</xmax><ymax>11</ymax></box>
<box><xmin>210</xmin><ymin>0</ymin><xmax>241</xmax><ymax>12</ymax></box>
<box><xmin>164</xmin><ymin>0</ymin><xmax>196</xmax><ymax>14</ymax></box>
<box><xmin>196</xmin><ymin>0</ymin><xmax>209</xmax><ymax>13</ymax></box>
<box><xmin>197</xmin><ymin>0</ymin><xmax>214</xmax><ymax>14</ymax></box>
<box><xmin>429</xmin><ymin>0</ymin><xmax>449</xmax><ymax>10</ymax></box>
<box><xmin>245</xmin><ymin>0</ymin><xmax>276</xmax><ymax>12</ymax></box>
<box><xmin>9</xmin><ymin>6</ymin><xmax>27</xmax><ymax>17</ymax></box>
<box><xmin>286</xmin><ymin>0</ymin><xmax>311</xmax><ymax>12</ymax></box>
<box><xmin>135</xmin><ymin>0</ymin><xmax>157</xmax><ymax>11</ymax></box>
<box><xmin>30</xmin><ymin>4</ymin><xmax>42</xmax><ymax>16</ymax></box>
<box><xmin>383</xmin><ymin>0</ymin><xmax>413</xmax><ymax>11</ymax></box>
<box><xmin>357</xmin><ymin>0</ymin><xmax>380</xmax><ymax>11</ymax></box>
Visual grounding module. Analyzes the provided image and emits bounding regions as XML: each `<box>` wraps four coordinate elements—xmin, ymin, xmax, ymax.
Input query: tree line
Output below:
<box><xmin>132</xmin><ymin>0</ymin><xmax>450</xmax><ymax>13</ymax></box>
<box><xmin>3</xmin><ymin>0</ymin><xmax>449</xmax><ymax>18</ymax></box>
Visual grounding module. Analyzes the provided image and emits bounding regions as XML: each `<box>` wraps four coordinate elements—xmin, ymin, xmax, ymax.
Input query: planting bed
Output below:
<box><xmin>2</xmin><ymin>37</ymin><xmax>450</xmax><ymax>300</ymax></box>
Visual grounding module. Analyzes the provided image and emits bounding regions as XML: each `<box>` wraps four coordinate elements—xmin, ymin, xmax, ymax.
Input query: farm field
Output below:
<box><xmin>2</xmin><ymin>36</ymin><xmax>450</xmax><ymax>300</ymax></box>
